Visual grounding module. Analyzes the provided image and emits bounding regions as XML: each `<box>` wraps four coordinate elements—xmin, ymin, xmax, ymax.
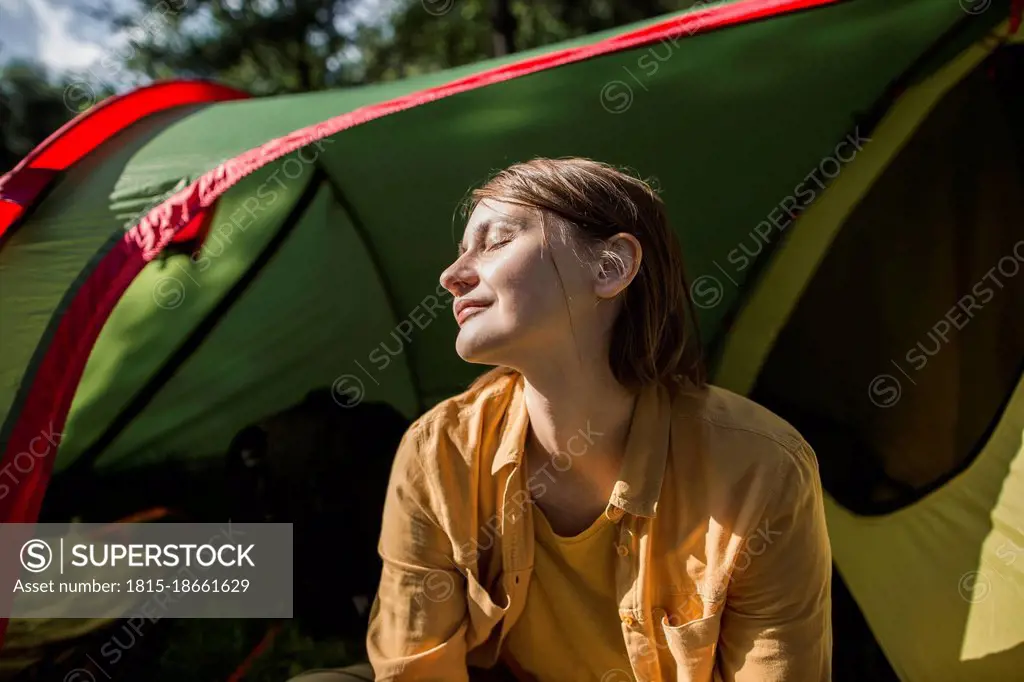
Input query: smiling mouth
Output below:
<box><xmin>457</xmin><ymin>304</ymin><xmax>490</xmax><ymax>326</ymax></box>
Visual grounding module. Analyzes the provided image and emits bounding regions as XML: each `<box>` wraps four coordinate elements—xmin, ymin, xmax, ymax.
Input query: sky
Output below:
<box><xmin>0</xmin><ymin>0</ymin><xmax>397</xmax><ymax>80</ymax></box>
<box><xmin>0</xmin><ymin>0</ymin><xmax>118</xmax><ymax>73</ymax></box>
<box><xmin>0</xmin><ymin>0</ymin><xmax>396</xmax><ymax>88</ymax></box>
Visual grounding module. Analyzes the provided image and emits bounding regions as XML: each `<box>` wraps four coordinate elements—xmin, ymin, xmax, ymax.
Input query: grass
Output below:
<box><xmin>154</xmin><ymin>619</ymin><xmax>362</xmax><ymax>682</ymax></box>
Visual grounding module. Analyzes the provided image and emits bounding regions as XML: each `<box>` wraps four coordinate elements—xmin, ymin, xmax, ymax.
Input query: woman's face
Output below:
<box><xmin>440</xmin><ymin>199</ymin><xmax>599</xmax><ymax>367</ymax></box>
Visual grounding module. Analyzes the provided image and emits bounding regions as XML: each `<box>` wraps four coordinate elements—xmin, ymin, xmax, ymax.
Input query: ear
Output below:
<box><xmin>594</xmin><ymin>232</ymin><xmax>642</xmax><ymax>300</ymax></box>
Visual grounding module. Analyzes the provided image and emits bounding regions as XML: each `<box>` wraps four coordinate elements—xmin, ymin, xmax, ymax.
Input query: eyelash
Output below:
<box><xmin>458</xmin><ymin>231</ymin><xmax>513</xmax><ymax>257</ymax></box>
<box><xmin>486</xmin><ymin>233</ymin><xmax>513</xmax><ymax>250</ymax></box>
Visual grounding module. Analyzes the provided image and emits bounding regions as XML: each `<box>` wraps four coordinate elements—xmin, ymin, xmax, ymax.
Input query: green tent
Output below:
<box><xmin>1</xmin><ymin>0</ymin><xmax>1021</xmax><ymax>679</ymax></box>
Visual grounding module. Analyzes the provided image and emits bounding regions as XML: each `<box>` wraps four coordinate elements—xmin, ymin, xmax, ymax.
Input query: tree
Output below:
<box><xmin>490</xmin><ymin>0</ymin><xmax>517</xmax><ymax>56</ymax></box>
<box><xmin>98</xmin><ymin>0</ymin><xmax>696</xmax><ymax>93</ymax></box>
<box><xmin>0</xmin><ymin>61</ymin><xmax>115</xmax><ymax>173</ymax></box>
<box><xmin>354</xmin><ymin>0</ymin><xmax>696</xmax><ymax>82</ymax></box>
<box><xmin>90</xmin><ymin>0</ymin><xmax>370</xmax><ymax>95</ymax></box>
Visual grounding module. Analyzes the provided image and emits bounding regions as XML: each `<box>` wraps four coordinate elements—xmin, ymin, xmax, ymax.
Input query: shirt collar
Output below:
<box><xmin>608</xmin><ymin>380</ymin><xmax>672</xmax><ymax>518</ymax></box>
<box><xmin>490</xmin><ymin>371</ymin><xmax>530</xmax><ymax>475</ymax></box>
<box><xmin>489</xmin><ymin>373</ymin><xmax>673</xmax><ymax>518</ymax></box>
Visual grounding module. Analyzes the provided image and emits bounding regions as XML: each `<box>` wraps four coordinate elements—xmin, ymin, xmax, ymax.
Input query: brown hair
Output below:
<box><xmin>462</xmin><ymin>157</ymin><xmax>706</xmax><ymax>392</ymax></box>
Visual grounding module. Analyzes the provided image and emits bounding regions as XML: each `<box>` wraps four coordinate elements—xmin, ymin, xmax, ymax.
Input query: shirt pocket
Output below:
<box><xmin>660</xmin><ymin>609</ymin><xmax>723</xmax><ymax>682</ymax></box>
<box><xmin>464</xmin><ymin>568</ymin><xmax>510</xmax><ymax>648</ymax></box>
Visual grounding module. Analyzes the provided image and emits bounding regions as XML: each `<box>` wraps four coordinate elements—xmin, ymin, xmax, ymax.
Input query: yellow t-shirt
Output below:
<box><xmin>501</xmin><ymin>506</ymin><xmax>634</xmax><ymax>682</ymax></box>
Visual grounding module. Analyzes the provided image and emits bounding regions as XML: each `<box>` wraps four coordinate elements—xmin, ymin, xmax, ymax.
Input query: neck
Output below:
<box><xmin>518</xmin><ymin>355</ymin><xmax>637</xmax><ymax>478</ymax></box>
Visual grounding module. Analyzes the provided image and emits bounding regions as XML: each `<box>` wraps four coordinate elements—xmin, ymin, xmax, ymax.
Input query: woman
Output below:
<box><xmin>297</xmin><ymin>157</ymin><xmax>832</xmax><ymax>682</ymax></box>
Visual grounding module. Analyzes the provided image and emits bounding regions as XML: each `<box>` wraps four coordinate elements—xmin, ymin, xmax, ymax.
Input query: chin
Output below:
<box><xmin>455</xmin><ymin>325</ymin><xmax>512</xmax><ymax>365</ymax></box>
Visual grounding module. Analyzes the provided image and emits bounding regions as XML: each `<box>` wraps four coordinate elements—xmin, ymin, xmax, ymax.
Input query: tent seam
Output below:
<box><xmin>320</xmin><ymin>173</ymin><xmax>426</xmax><ymax>414</ymax></box>
<box><xmin>65</xmin><ymin>170</ymin><xmax>325</xmax><ymax>479</ymax></box>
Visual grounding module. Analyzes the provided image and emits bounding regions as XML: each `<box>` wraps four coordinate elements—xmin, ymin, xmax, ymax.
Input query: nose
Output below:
<box><xmin>439</xmin><ymin>254</ymin><xmax>479</xmax><ymax>298</ymax></box>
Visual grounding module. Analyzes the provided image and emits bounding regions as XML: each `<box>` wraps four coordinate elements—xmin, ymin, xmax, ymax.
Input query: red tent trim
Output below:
<box><xmin>0</xmin><ymin>80</ymin><xmax>249</xmax><ymax>242</ymax></box>
<box><xmin>122</xmin><ymin>0</ymin><xmax>837</xmax><ymax>261</ymax></box>
<box><xmin>0</xmin><ymin>0</ymin><xmax>838</xmax><ymax>646</ymax></box>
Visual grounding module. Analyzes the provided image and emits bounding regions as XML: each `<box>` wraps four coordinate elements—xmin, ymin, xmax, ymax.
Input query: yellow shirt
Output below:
<box><xmin>501</xmin><ymin>506</ymin><xmax>634</xmax><ymax>682</ymax></box>
<box><xmin>367</xmin><ymin>370</ymin><xmax>832</xmax><ymax>682</ymax></box>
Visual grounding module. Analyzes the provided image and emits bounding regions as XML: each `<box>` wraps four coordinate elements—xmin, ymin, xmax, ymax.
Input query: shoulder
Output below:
<box><xmin>410</xmin><ymin>369</ymin><xmax>518</xmax><ymax>447</ymax></box>
<box><xmin>670</xmin><ymin>381</ymin><xmax>820</xmax><ymax>500</ymax></box>
<box><xmin>393</xmin><ymin>369</ymin><xmax>520</xmax><ymax>482</ymax></box>
<box><xmin>675</xmin><ymin>382</ymin><xmax>804</xmax><ymax>452</ymax></box>
<box><xmin>384</xmin><ymin>371</ymin><xmax>519</xmax><ymax>545</ymax></box>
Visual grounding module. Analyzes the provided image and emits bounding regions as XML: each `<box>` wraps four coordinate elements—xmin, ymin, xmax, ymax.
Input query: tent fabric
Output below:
<box><xmin>2</xmin><ymin>0</ymin><xmax>854</xmax><ymax>515</ymax></box>
<box><xmin>5</xmin><ymin>0</ymin><xmax>1003</xmax><ymax>491</ymax></box>
<box><xmin>0</xmin><ymin>105</ymin><xmax>250</xmax><ymax>443</ymax></box>
<box><xmin>0</xmin><ymin>81</ymin><xmax>248</xmax><ymax>242</ymax></box>
<box><xmin>711</xmin><ymin>16</ymin><xmax>1023</xmax><ymax>395</ymax></box>
<box><xmin>4</xmin><ymin>0</ymin><xmax>962</xmax><ymax>509</ymax></box>
<box><xmin>0</xmin><ymin>0</ymin><xmax>1021</xmax><ymax>676</ymax></box>
<box><xmin>752</xmin><ymin>27</ymin><xmax>1024</xmax><ymax>505</ymax></box>
<box><xmin>61</xmin><ymin>170</ymin><xmax>424</xmax><ymax>473</ymax></box>
<box><xmin>728</xmin><ymin>18</ymin><xmax>1024</xmax><ymax>681</ymax></box>
<box><xmin>823</xmin><ymin>376</ymin><xmax>1024</xmax><ymax>682</ymax></box>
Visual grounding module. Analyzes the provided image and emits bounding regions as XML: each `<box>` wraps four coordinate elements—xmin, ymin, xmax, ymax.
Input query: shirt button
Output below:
<box><xmin>621</xmin><ymin>614</ymin><xmax>635</xmax><ymax>627</ymax></box>
<box><xmin>616</xmin><ymin>544</ymin><xmax>629</xmax><ymax>557</ymax></box>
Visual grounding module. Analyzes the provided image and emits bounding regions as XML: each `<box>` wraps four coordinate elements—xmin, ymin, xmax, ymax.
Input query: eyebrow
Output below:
<box><xmin>457</xmin><ymin>218</ymin><xmax>522</xmax><ymax>256</ymax></box>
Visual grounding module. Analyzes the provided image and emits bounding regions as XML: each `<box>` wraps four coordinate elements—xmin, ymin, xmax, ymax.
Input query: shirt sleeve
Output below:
<box><xmin>366</xmin><ymin>424</ymin><xmax>472</xmax><ymax>682</ymax></box>
<box><xmin>715</xmin><ymin>439</ymin><xmax>833</xmax><ymax>681</ymax></box>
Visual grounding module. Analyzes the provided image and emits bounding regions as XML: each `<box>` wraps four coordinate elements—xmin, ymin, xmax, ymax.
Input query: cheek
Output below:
<box><xmin>484</xmin><ymin>252</ymin><xmax>560</xmax><ymax>321</ymax></box>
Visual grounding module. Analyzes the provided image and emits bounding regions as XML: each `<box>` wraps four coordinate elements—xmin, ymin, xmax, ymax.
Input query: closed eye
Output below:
<box><xmin>486</xmin><ymin>230</ymin><xmax>516</xmax><ymax>250</ymax></box>
<box><xmin>458</xmin><ymin>219</ymin><xmax>522</xmax><ymax>256</ymax></box>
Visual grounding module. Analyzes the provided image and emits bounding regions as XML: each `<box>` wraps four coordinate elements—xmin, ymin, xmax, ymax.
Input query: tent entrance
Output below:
<box><xmin>744</xmin><ymin>35</ymin><xmax>1024</xmax><ymax>682</ymax></box>
<box><xmin>753</xmin><ymin>42</ymin><xmax>1024</xmax><ymax>514</ymax></box>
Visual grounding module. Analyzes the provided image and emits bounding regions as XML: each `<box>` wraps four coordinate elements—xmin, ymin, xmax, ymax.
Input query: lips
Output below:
<box><xmin>455</xmin><ymin>299</ymin><xmax>491</xmax><ymax>326</ymax></box>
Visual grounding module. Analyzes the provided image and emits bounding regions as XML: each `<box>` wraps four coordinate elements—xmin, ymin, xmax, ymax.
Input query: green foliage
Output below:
<box><xmin>0</xmin><ymin>60</ymin><xmax>119</xmax><ymax>173</ymax></box>
<box><xmin>88</xmin><ymin>0</ymin><xmax>366</xmax><ymax>95</ymax></box>
<box><xmin>1</xmin><ymin>64</ymin><xmax>68</xmax><ymax>172</ymax></box>
<box><xmin>356</xmin><ymin>0</ymin><xmax>698</xmax><ymax>82</ymax></box>
<box><xmin>92</xmin><ymin>0</ymin><xmax>698</xmax><ymax>91</ymax></box>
